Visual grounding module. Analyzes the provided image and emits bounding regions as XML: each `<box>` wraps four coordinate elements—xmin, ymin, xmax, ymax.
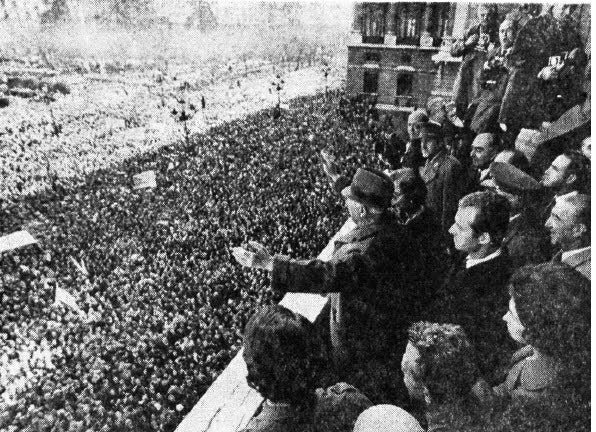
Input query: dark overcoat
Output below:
<box><xmin>419</xmin><ymin>150</ymin><xmax>464</xmax><ymax>237</ymax></box>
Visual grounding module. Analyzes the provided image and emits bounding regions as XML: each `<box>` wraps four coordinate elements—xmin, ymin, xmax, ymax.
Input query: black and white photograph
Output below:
<box><xmin>0</xmin><ymin>1</ymin><xmax>591</xmax><ymax>431</ymax></box>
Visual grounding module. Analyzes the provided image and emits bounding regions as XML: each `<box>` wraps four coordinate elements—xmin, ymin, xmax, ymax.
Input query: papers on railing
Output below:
<box><xmin>0</xmin><ymin>230</ymin><xmax>37</xmax><ymax>254</ymax></box>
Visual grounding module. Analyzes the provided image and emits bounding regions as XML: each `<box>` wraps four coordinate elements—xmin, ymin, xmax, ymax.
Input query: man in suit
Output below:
<box><xmin>468</xmin><ymin>132</ymin><xmax>501</xmax><ymax>191</ymax></box>
<box><xmin>419</xmin><ymin>122</ymin><xmax>464</xmax><ymax>241</ymax></box>
<box><xmin>426</xmin><ymin>191</ymin><xmax>516</xmax><ymax>385</ymax></box>
<box><xmin>490</xmin><ymin>162</ymin><xmax>551</xmax><ymax>268</ymax></box>
<box><xmin>545</xmin><ymin>193</ymin><xmax>590</xmax><ymax>279</ymax></box>
<box><xmin>539</xmin><ymin>150</ymin><xmax>590</xmax><ymax>222</ymax></box>
<box><xmin>233</xmin><ymin>168</ymin><xmax>421</xmax><ymax>404</ymax></box>
<box><xmin>402</xmin><ymin>109</ymin><xmax>428</xmax><ymax>169</ymax></box>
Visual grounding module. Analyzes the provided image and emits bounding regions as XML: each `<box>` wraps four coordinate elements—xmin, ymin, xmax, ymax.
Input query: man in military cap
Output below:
<box><xmin>419</xmin><ymin>121</ymin><xmax>464</xmax><ymax>240</ymax></box>
<box><xmin>490</xmin><ymin>162</ymin><xmax>551</xmax><ymax>268</ymax></box>
<box><xmin>233</xmin><ymin>167</ymin><xmax>422</xmax><ymax>404</ymax></box>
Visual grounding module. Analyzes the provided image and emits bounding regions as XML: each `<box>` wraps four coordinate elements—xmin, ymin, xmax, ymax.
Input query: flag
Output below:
<box><xmin>54</xmin><ymin>287</ymin><xmax>86</xmax><ymax>319</ymax></box>
<box><xmin>0</xmin><ymin>230</ymin><xmax>37</xmax><ymax>254</ymax></box>
<box><xmin>132</xmin><ymin>170</ymin><xmax>157</xmax><ymax>190</ymax></box>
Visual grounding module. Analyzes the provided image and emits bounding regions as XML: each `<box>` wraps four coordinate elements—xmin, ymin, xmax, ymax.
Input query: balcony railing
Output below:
<box><xmin>175</xmin><ymin>219</ymin><xmax>356</xmax><ymax>432</ymax></box>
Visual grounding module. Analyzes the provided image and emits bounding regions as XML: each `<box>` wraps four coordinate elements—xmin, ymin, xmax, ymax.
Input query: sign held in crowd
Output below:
<box><xmin>133</xmin><ymin>170</ymin><xmax>157</xmax><ymax>190</ymax></box>
<box><xmin>0</xmin><ymin>230</ymin><xmax>38</xmax><ymax>254</ymax></box>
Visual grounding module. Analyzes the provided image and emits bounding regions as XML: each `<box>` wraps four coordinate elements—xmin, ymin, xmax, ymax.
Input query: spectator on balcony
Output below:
<box><xmin>539</xmin><ymin>150</ymin><xmax>590</xmax><ymax>222</ymax></box>
<box><xmin>425</xmin><ymin>191</ymin><xmax>516</xmax><ymax>385</ymax></box>
<box><xmin>499</xmin><ymin>5</ymin><xmax>586</xmax><ymax>144</ymax></box>
<box><xmin>545</xmin><ymin>193</ymin><xmax>590</xmax><ymax>280</ymax></box>
<box><xmin>401</xmin><ymin>322</ymin><xmax>489</xmax><ymax>431</ymax></box>
<box><xmin>242</xmin><ymin>305</ymin><xmax>372</xmax><ymax>432</ymax></box>
<box><xmin>419</xmin><ymin>121</ymin><xmax>464</xmax><ymax>240</ymax></box>
<box><xmin>468</xmin><ymin>132</ymin><xmax>501</xmax><ymax>192</ymax></box>
<box><xmin>233</xmin><ymin>168</ymin><xmax>423</xmax><ymax>405</ymax></box>
<box><xmin>451</xmin><ymin>5</ymin><xmax>499</xmax><ymax>120</ymax></box>
<box><xmin>469</xmin><ymin>18</ymin><xmax>518</xmax><ymax>139</ymax></box>
<box><xmin>427</xmin><ymin>97</ymin><xmax>461</xmax><ymax>154</ymax></box>
<box><xmin>401</xmin><ymin>109</ymin><xmax>428</xmax><ymax>169</ymax></box>
<box><xmin>494</xmin><ymin>263</ymin><xmax>590</xmax><ymax>402</ymax></box>
<box><xmin>489</xmin><ymin>162</ymin><xmax>551</xmax><ymax>269</ymax></box>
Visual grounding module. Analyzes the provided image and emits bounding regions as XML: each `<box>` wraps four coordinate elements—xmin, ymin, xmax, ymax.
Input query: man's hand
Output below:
<box><xmin>464</xmin><ymin>33</ymin><xmax>479</xmax><ymax>47</ymax></box>
<box><xmin>320</xmin><ymin>150</ymin><xmax>340</xmax><ymax>182</ymax></box>
<box><xmin>231</xmin><ymin>241</ymin><xmax>274</xmax><ymax>271</ymax></box>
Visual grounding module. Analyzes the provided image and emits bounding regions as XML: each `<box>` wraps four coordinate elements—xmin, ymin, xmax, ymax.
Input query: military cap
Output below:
<box><xmin>490</xmin><ymin>162</ymin><xmax>541</xmax><ymax>195</ymax></box>
<box><xmin>419</xmin><ymin>121</ymin><xmax>443</xmax><ymax>139</ymax></box>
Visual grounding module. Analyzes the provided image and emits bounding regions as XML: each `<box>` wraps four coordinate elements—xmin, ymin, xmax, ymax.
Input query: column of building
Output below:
<box><xmin>384</xmin><ymin>3</ymin><xmax>397</xmax><ymax>46</ymax></box>
<box><xmin>350</xmin><ymin>3</ymin><xmax>363</xmax><ymax>44</ymax></box>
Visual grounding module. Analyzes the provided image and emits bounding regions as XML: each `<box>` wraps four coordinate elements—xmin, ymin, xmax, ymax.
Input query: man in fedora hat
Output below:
<box><xmin>419</xmin><ymin>121</ymin><xmax>464</xmax><ymax>242</ymax></box>
<box><xmin>489</xmin><ymin>162</ymin><xmax>551</xmax><ymax>268</ymax></box>
<box><xmin>233</xmin><ymin>167</ymin><xmax>422</xmax><ymax>405</ymax></box>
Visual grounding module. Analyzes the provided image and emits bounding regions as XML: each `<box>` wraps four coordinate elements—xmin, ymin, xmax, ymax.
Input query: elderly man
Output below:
<box><xmin>425</xmin><ymin>191</ymin><xmax>516</xmax><ymax>384</ymax></box>
<box><xmin>402</xmin><ymin>109</ymin><xmax>428</xmax><ymax>169</ymax></box>
<box><xmin>419</xmin><ymin>122</ymin><xmax>464</xmax><ymax>240</ymax></box>
<box><xmin>233</xmin><ymin>167</ymin><xmax>421</xmax><ymax>404</ymax></box>
<box><xmin>545</xmin><ymin>193</ymin><xmax>590</xmax><ymax>279</ymax></box>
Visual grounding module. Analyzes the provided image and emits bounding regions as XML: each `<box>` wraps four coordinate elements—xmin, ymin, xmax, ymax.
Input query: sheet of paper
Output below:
<box><xmin>0</xmin><ymin>230</ymin><xmax>37</xmax><ymax>253</ymax></box>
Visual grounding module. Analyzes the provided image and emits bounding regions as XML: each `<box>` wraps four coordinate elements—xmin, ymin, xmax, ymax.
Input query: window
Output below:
<box><xmin>364</xmin><ymin>52</ymin><xmax>382</xmax><ymax>63</ymax></box>
<box><xmin>396</xmin><ymin>74</ymin><xmax>414</xmax><ymax>95</ymax></box>
<box><xmin>363</xmin><ymin>70</ymin><xmax>379</xmax><ymax>94</ymax></box>
<box><xmin>362</xmin><ymin>4</ymin><xmax>385</xmax><ymax>44</ymax></box>
<box><xmin>394</xmin><ymin>3</ymin><xmax>451</xmax><ymax>47</ymax></box>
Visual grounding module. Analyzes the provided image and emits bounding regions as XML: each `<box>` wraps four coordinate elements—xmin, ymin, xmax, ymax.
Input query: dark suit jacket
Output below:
<box><xmin>420</xmin><ymin>150</ymin><xmax>464</xmax><ymax>237</ymax></box>
<box><xmin>504</xmin><ymin>212</ymin><xmax>552</xmax><ymax>269</ymax></box>
<box><xmin>426</xmin><ymin>252</ymin><xmax>516</xmax><ymax>384</ymax></box>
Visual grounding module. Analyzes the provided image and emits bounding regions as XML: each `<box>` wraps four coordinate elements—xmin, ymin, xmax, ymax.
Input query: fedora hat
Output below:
<box><xmin>341</xmin><ymin>168</ymin><xmax>394</xmax><ymax>210</ymax></box>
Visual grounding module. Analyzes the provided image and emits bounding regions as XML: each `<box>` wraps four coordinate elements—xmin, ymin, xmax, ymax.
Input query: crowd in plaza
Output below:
<box><xmin>0</xmin><ymin>91</ymin><xmax>380</xmax><ymax>432</ymax></box>
<box><xmin>0</xmin><ymin>3</ymin><xmax>591</xmax><ymax>432</ymax></box>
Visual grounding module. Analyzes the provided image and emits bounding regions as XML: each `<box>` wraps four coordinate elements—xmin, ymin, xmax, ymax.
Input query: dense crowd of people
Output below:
<box><xmin>0</xmin><ymin>90</ymin><xmax>378</xmax><ymax>432</ymax></box>
<box><xmin>0</xmin><ymin>4</ymin><xmax>591</xmax><ymax>432</ymax></box>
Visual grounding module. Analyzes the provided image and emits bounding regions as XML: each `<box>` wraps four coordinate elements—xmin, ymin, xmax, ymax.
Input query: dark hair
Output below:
<box><xmin>562</xmin><ymin>193</ymin><xmax>591</xmax><ymax>240</ymax></box>
<box><xmin>396</xmin><ymin>169</ymin><xmax>427</xmax><ymax>208</ymax></box>
<box><xmin>459</xmin><ymin>191</ymin><xmax>511</xmax><ymax>245</ymax></box>
<box><xmin>243</xmin><ymin>305</ymin><xmax>326</xmax><ymax>406</ymax></box>
<box><xmin>509</xmin><ymin>263</ymin><xmax>590</xmax><ymax>360</ymax></box>
<box><xmin>407</xmin><ymin>322</ymin><xmax>480</xmax><ymax>404</ymax></box>
<box><xmin>498</xmin><ymin>149</ymin><xmax>530</xmax><ymax>174</ymax></box>
<box><xmin>562</xmin><ymin>151</ymin><xmax>590</xmax><ymax>194</ymax></box>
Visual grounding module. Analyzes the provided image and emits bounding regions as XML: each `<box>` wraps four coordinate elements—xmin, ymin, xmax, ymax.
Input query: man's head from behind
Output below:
<box><xmin>391</xmin><ymin>168</ymin><xmax>427</xmax><ymax>212</ymax></box>
<box><xmin>471</xmin><ymin>133</ymin><xmax>500</xmax><ymax>170</ymax></box>
<box><xmin>402</xmin><ymin>322</ymin><xmax>479</xmax><ymax>406</ymax></box>
<box><xmin>541</xmin><ymin>151</ymin><xmax>590</xmax><ymax>194</ymax></box>
<box><xmin>342</xmin><ymin>168</ymin><xmax>394</xmax><ymax>225</ymax></box>
<box><xmin>545</xmin><ymin>193</ymin><xmax>590</xmax><ymax>251</ymax></box>
<box><xmin>243</xmin><ymin>305</ymin><xmax>325</xmax><ymax>406</ymax></box>
<box><xmin>449</xmin><ymin>191</ymin><xmax>510</xmax><ymax>255</ymax></box>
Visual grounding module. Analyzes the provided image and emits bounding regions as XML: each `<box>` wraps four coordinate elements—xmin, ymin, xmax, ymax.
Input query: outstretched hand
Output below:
<box><xmin>231</xmin><ymin>241</ymin><xmax>274</xmax><ymax>271</ymax></box>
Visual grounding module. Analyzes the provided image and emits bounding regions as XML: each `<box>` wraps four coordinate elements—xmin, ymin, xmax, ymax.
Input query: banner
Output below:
<box><xmin>133</xmin><ymin>170</ymin><xmax>157</xmax><ymax>190</ymax></box>
<box><xmin>54</xmin><ymin>287</ymin><xmax>86</xmax><ymax>319</ymax></box>
<box><xmin>0</xmin><ymin>230</ymin><xmax>37</xmax><ymax>254</ymax></box>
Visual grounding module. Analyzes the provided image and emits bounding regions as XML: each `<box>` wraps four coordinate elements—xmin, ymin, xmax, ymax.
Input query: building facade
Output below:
<box><xmin>346</xmin><ymin>2</ymin><xmax>591</xmax><ymax>125</ymax></box>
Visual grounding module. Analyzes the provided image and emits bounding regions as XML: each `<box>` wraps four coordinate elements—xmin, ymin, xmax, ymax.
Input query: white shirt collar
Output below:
<box><xmin>561</xmin><ymin>246</ymin><xmax>591</xmax><ymax>262</ymax></box>
<box><xmin>509</xmin><ymin>213</ymin><xmax>521</xmax><ymax>223</ymax></box>
<box><xmin>466</xmin><ymin>248</ymin><xmax>502</xmax><ymax>269</ymax></box>
<box><xmin>555</xmin><ymin>190</ymin><xmax>579</xmax><ymax>203</ymax></box>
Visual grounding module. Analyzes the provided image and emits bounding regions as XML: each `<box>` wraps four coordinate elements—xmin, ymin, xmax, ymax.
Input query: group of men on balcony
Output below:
<box><xmin>229</xmin><ymin>3</ymin><xmax>590</xmax><ymax>431</ymax></box>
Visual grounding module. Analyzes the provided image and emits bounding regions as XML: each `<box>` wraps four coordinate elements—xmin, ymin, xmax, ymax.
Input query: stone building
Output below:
<box><xmin>346</xmin><ymin>2</ymin><xmax>590</xmax><ymax>125</ymax></box>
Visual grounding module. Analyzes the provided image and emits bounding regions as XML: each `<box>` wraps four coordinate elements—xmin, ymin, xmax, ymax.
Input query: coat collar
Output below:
<box><xmin>421</xmin><ymin>150</ymin><xmax>447</xmax><ymax>182</ymax></box>
<box><xmin>562</xmin><ymin>246</ymin><xmax>590</xmax><ymax>269</ymax></box>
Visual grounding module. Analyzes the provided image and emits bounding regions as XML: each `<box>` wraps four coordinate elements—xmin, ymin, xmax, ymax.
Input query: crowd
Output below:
<box><xmin>232</xmin><ymin>4</ymin><xmax>591</xmax><ymax>432</ymax></box>
<box><xmin>0</xmin><ymin>91</ymin><xmax>377</xmax><ymax>432</ymax></box>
